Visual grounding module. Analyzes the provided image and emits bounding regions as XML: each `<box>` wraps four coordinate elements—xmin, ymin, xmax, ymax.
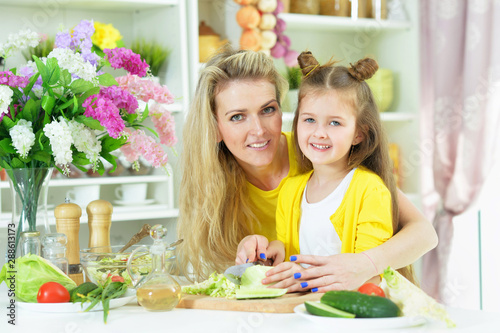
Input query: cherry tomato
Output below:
<box><xmin>37</xmin><ymin>282</ymin><xmax>70</xmax><ymax>303</ymax></box>
<box><xmin>107</xmin><ymin>273</ymin><xmax>125</xmax><ymax>283</ymax></box>
<box><xmin>358</xmin><ymin>283</ymin><xmax>385</xmax><ymax>297</ymax></box>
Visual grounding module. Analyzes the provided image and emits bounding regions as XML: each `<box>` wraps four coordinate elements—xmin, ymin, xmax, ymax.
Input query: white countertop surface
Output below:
<box><xmin>2</xmin><ymin>283</ymin><xmax>500</xmax><ymax>333</ymax></box>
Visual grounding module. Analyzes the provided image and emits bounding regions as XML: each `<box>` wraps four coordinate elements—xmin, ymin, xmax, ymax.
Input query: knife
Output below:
<box><xmin>224</xmin><ymin>261</ymin><xmax>264</xmax><ymax>285</ymax></box>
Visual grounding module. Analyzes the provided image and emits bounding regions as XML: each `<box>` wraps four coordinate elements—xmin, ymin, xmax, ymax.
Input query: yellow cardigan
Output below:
<box><xmin>276</xmin><ymin>167</ymin><xmax>393</xmax><ymax>258</ymax></box>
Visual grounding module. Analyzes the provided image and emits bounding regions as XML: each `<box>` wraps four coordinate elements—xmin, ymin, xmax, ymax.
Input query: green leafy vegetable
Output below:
<box><xmin>382</xmin><ymin>267</ymin><xmax>456</xmax><ymax>327</ymax></box>
<box><xmin>0</xmin><ymin>254</ymin><xmax>76</xmax><ymax>303</ymax></box>
<box><xmin>182</xmin><ymin>272</ymin><xmax>237</xmax><ymax>299</ymax></box>
<box><xmin>73</xmin><ymin>278</ymin><xmax>128</xmax><ymax>324</ymax></box>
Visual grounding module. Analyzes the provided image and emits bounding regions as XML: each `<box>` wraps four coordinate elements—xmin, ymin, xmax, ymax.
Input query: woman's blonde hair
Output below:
<box><xmin>292</xmin><ymin>52</ymin><xmax>416</xmax><ymax>284</ymax></box>
<box><xmin>177</xmin><ymin>46</ymin><xmax>288</xmax><ymax>281</ymax></box>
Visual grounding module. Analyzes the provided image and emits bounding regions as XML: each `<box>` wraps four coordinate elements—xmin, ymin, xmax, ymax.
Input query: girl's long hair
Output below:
<box><xmin>292</xmin><ymin>52</ymin><xmax>416</xmax><ymax>284</ymax></box>
<box><xmin>177</xmin><ymin>46</ymin><xmax>288</xmax><ymax>281</ymax></box>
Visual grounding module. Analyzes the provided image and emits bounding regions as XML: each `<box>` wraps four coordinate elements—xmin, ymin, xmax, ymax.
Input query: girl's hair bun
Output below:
<box><xmin>297</xmin><ymin>51</ymin><xmax>320</xmax><ymax>77</ymax></box>
<box><xmin>348</xmin><ymin>58</ymin><xmax>378</xmax><ymax>81</ymax></box>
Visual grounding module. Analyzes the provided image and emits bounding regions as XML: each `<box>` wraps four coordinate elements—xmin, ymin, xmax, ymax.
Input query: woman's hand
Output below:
<box><xmin>285</xmin><ymin>253</ymin><xmax>379</xmax><ymax>292</ymax></box>
<box><xmin>262</xmin><ymin>262</ymin><xmax>305</xmax><ymax>292</ymax></box>
<box><xmin>235</xmin><ymin>235</ymin><xmax>285</xmax><ymax>265</ymax></box>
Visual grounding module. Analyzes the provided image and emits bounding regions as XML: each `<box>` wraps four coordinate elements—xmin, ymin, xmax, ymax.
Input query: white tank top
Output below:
<box><xmin>299</xmin><ymin>168</ymin><xmax>356</xmax><ymax>259</ymax></box>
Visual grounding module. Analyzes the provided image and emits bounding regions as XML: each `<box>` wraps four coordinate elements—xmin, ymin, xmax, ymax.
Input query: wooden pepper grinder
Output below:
<box><xmin>54</xmin><ymin>199</ymin><xmax>84</xmax><ymax>285</ymax></box>
<box><xmin>87</xmin><ymin>199</ymin><xmax>113</xmax><ymax>252</ymax></box>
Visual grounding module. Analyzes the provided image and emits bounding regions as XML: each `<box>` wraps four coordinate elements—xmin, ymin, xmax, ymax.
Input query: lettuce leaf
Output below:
<box><xmin>240</xmin><ymin>265</ymin><xmax>275</xmax><ymax>289</ymax></box>
<box><xmin>0</xmin><ymin>254</ymin><xmax>77</xmax><ymax>303</ymax></box>
<box><xmin>182</xmin><ymin>272</ymin><xmax>237</xmax><ymax>299</ymax></box>
<box><xmin>382</xmin><ymin>267</ymin><xmax>456</xmax><ymax>327</ymax></box>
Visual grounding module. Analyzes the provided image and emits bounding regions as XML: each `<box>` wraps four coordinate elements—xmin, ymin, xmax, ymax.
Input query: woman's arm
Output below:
<box><xmin>363</xmin><ymin>189</ymin><xmax>438</xmax><ymax>273</ymax></box>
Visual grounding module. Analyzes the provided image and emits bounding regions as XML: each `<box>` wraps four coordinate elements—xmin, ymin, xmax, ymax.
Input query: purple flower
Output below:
<box><xmin>55</xmin><ymin>31</ymin><xmax>72</xmax><ymax>49</ymax></box>
<box><xmin>104</xmin><ymin>48</ymin><xmax>149</xmax><ymax>77</ymax></box>
<box><xmin>71</xmin><ymin>19</ymin><xmax>94</xmax><ymax>54</ymax></box>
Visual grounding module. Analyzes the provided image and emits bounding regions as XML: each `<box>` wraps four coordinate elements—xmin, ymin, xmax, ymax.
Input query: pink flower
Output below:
<box><xmin>104</xmin><ymin>48</ymin><xmax>149</xmax><ymax>77</ymax></box>
<box><xmin>82</xmin><ymin>95</ymin><xmax>125</xmax><ymax>138</ymax></box>
<box><xmin>149</xmin><ymin>103</ymin><xmax>177</xmax><ymax>147</ymax></box>
<box><xmin>0</xmin><ymin>71</ymin><xmax>29</xmax><ymax>88</ymax></box>
<box><xmin>99</xmin><ymin>86</ymin><xmax>138</xmax><ymax>114</ymax></box>
<box><xmin>120</xmin><ymin>129</ymin><xmax>168</xmax><ymax>167</ymax></box>
<box><xmin>116</xmin><ymin>74</ymin><xmax>174</xmax><ymax>104</ymax></box>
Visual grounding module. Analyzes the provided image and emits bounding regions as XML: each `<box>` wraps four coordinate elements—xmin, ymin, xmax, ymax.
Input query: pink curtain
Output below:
<box><xmin>420</xmin><ymin>1</ymin><xmax>500</xmax><ymax>302</ymax></box>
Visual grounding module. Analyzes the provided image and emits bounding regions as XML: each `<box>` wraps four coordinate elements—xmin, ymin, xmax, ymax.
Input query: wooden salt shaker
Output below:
<box><xmin>55</xmin><ymin>200</ymin><xmax>84</xmax><ymax>285</ymax></box>
<box><xmin>87</xmin><ymin>200</ymin><xmax>113</xmax><ymax>252</ymax></box>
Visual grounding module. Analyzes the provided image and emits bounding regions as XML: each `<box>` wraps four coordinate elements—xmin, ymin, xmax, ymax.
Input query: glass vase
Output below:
<box><xmin>6</xmin><ymin>167</ymin><xmax>53</xmax><ymax>259</ymax></box>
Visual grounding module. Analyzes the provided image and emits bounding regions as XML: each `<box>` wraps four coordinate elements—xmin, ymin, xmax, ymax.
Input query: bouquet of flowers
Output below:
<box><xmin>0</xmin><ymin>19</ymin><xmax>177</xmax><ymax>250</ymax></box>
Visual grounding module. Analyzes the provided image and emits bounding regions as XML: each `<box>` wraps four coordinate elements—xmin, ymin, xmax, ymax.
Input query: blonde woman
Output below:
<box><xmin>177</xmin><ymin>47</ymin><xmax>438</xmax><ymax>288</ymax></box>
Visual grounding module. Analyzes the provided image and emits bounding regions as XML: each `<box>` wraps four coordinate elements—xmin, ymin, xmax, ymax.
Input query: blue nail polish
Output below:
<box><xmin>246</xmin><ymin>258</ymin><xmax>248</xmax><ymax>263</ymax></box>
<box><xmin>293</xmin><ymin>272</ymin><xmax>301</xmax><ymax>279</ymax></box>
<box><xmin>311</xmin><ymin>288</ymin><xmax>318</xmax><ymax>293</ymax></box>
<box><xmin>300</xmin><ymin>282</ymin><xmax>308</xmax><ymax>288</ymax></box>
<box><xmin>259</xmin><ymin>253</ymin><xmax>266</xmax><ymax>260</ymax></box>
<box><xmin>290</xmin><ymin>255</ymin><xmax>297</xmax><ymax>262</ymax></box>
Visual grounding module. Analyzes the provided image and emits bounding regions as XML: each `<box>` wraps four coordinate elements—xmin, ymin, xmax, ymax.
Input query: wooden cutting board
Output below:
<box><xmin>176</xmin><ymin>292</ymin><xmax>323</xmax><ymax>313</ymax></box>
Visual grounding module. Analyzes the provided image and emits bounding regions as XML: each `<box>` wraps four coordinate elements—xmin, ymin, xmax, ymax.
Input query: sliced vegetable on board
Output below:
<box><xmin>382</xmin><ymin>267</ymin><xmax>456</xmax><ymax>328</ymax></box>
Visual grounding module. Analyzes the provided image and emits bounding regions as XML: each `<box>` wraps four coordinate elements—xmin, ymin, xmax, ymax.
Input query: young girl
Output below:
<box><xmin>261</xmin><ymin>51</ymin><xmax>415</xmax><ymax>292</ymax></box>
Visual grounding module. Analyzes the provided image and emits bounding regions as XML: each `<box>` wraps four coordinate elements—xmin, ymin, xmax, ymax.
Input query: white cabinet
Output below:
<box><xmin>0</xmin><ymin>0</ymin><xmax>190</xmax><ymax>249</ymax></box>
<box><xmin>189</xmin><ymin>0</ymin><xmax>421</xmax><ymax>204</ymax></box>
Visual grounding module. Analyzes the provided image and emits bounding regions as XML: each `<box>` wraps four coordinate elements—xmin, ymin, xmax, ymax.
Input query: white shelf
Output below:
<box><xmin>1</xmin><ymin>205</ymin><xmax>179</xmax><ymax>226</ymax></box>
<box><xmin>280</xmin><ymin>13</ymin><xmax>411</xmax><ymax>31</ymax></box>
<box><xmin>0</xmin><ymin>0</ymin><xmax>179</xmax><ymax>11</ymax></box>
<box><xmin>0</xmin><ymin>174</ymin><xmax>170</xmax><ymax>188</ymax></box>
<box><xmin>281</xmin><ymin>111</ymin><xmax>415</xmax><ymax>123</ymax></box>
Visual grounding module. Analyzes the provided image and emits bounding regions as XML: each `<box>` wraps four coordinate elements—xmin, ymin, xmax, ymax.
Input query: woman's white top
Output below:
<box><xmin>299</xmin><ymin>168</ymin><xmax>356</xmax><ymax>260</ymax></box>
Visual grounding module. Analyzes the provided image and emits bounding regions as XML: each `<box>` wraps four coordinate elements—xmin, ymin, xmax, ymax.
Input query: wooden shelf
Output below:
<box><xmin>0</xmin><ymin>0</ymin><xmax>179</xmax><ymax>11</ymax></box>
<box><xmin>280</xmin><ymin>13</ymin><xmax>411</xmax><ymax>31</ymax></box>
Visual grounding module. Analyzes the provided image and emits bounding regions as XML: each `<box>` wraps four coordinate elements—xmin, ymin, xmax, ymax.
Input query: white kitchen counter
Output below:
<box><xmin>1</xmin><ymin>283</ymin><xmax>499</xmax><ymax>333</ymax></box>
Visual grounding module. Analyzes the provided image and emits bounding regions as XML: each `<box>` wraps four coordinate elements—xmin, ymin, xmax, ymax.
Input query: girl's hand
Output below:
<box><xmin>288</xmin><ymin>253</ymin><xmax>378</xmax><ymax>292</ymax></box>
<box><xmin>235</xmin><ymin>235</ymin><xmax>269</xmax><ymax>265</ymax></box>
<box><xmin>261</xmin><ymin>262</ymin><xmax>305</xmax><ymax>292</ymax></box>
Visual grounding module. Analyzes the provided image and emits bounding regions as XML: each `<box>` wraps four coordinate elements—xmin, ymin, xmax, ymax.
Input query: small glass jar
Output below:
<box><xmin>42</xmin><ymin>233</ymin><xmax>69</xmax><ymax>274</ymax></box>
<box><xmin>20</xmin><ymin>231</ymin><xmax>41</xmax><ymax>257</ymax></box>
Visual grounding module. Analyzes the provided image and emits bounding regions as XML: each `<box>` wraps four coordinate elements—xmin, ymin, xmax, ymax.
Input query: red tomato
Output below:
<box><xmin>358</xmin><ymin>283</ymin><xmax>385</xmax><ymax>297</ymax></box>
<box><xmin>107</xmin><ymin>273</ymin><xmax>125</xmax><ymax>283</ymax></box>
<box><xmin>37</xmin><ymin>282</ymin><xmax>70</xmax><ymax>303</ymax></box>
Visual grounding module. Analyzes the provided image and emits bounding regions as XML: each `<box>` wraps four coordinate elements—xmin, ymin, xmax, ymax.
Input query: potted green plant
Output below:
<box><xmin>131</xmin><ymin>38</ymin><xmax>171</xmax><ymax>79</ymax></box>
<box><xmin>283</xmin><ymin>66</ymin><xmax>301</xmax><ymax>112</ymax></box>
<box><xmin>21</xmin><ymin>34</ymin><xmax>54</xmax><ymax>61</ymax></box>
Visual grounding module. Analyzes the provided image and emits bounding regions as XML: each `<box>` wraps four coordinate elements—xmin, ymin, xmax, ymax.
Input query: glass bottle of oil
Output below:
<box><xmin>135</xmin><ymin>225</ymin><xmax>181</xmax><ymax>311</ymax></box>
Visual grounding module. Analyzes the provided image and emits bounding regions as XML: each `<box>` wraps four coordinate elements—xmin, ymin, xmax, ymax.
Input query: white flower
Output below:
<box><xmin>0</xmin><ymin>85</ymin><xmax>13</xmax><ymax>116</ymax></box>
<box><xmin>0</xmin><ymin>29</ymin><xmax>39</xmax><ymax>58</ymax></box>
<box><xmin>9</xmin><ymin>119</ymin><xmax>35</xmax><ymax>158</ymax></box>
<box><xmin>68</xmin><ymin>120</ymin><xmax>102</xmax><ymax>169</ymax></box>
<box><xmin>44</xmin><ymin>117</ymin><xmax>73</xmax><ymax>173</ymax></box>
<box><xmin>47</xmin><ymin>48</ymin><xmax>98</xmax><ymax>83</ymax></box>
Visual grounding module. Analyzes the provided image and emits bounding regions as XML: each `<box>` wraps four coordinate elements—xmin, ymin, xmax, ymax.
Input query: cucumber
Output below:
<box><xmin>235</xmin><ymin>288</ymin><xmax>287</xmax><ymax>299</ymax></box>
<box><xmin>70</xmin><ymin>282</ymin><xmax>99</xmax><ymax>302</ymax></box>
<box><xmin>304</xmin><ymin>301</ymin><xmax>355</xmax><ymax>318</ymax></box>
<box><xmin>321</xmin><ymin>290</ymin><xmax>401</xmax><ymax>318</ymax></box>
